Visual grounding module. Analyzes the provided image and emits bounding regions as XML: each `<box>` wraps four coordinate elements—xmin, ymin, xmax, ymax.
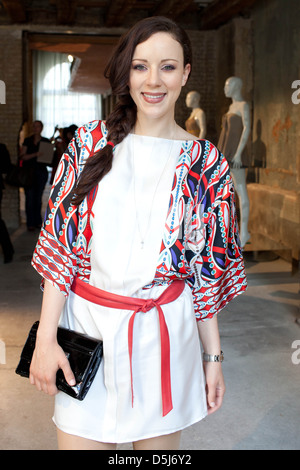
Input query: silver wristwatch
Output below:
<box><xmin>203</xmin><ymin>351</ymin><xmax>224</xmax><ymax>363</ymax></box>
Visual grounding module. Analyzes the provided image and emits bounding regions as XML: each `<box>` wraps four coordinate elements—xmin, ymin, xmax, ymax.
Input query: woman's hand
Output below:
<box><xmin>29</xmin><ymin>338</ymin><xmax>76</xmax><ymax>396</ymax></box>
<box><xmin>19</xmin><ymin>147</ymin><xmax>42</xmax><ymax>161</ymax></box>
<box><xmin>29</xmin><ymin>280</ymin><xmax>75</xmax><ymax>395</ymax></box>
<box><xmin>203</xmin><ymin>361</ymin><xmax>225</xmax><ymax>414</ymax></box>
<box><xmin>197</xmin><ymin>316</ymin><xmax>225</xmax><ymax>414</ymax></box>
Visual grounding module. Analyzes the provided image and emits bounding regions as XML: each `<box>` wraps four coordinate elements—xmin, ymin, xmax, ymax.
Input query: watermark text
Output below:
<box><xmin>0</xmin><ymin>80</ymin><xmax>5</xmax><ymax>104</ymax></box>
<box><xmin>291</xmin><ymin>80</ymin><xmax>300</xmax><ymax>104</ymax></box>
<box><xmin>291</xmin><ymin>340</ymin><xmax>300</xmax><ymax>365</ymax></box>
<box><xmin>0</xmin><ymin>340</ymin><xmax>6</xmax><ymax>364</ymax></box>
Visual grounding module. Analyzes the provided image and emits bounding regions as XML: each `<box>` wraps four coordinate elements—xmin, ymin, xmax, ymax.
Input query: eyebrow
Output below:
<box><xmin>132</xmin><ymin>58</ymin><xmax>179</xmax><ymax>63</ymax></box>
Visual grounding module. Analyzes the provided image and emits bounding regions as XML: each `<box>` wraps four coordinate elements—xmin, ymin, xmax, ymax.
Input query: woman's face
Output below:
<box><xmin>129</xmin><ymin>32</ymin><xmax>190</xmax><ymax>121</ymax></box>
<box><xmin>32</xmin><ymin>121</ymin><xmax>43</xmax><ymax>135</ymax></box>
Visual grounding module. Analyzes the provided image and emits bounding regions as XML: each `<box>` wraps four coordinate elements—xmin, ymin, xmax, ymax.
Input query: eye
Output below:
<box><xmin>132</xmin><ymin>64</ymin><xmax>147</xmax><ymax>71</ymax></box>
<box><xmin>162</xmin><ymin>64</ymin><xmax>176</xmax><ymax>71</ymax></box>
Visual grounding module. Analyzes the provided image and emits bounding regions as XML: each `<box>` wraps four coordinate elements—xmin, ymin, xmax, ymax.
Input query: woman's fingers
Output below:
<box><xmin>29</xmin><ymin>344</ymin><xmax>75</xmax><ymax>395</ymax></box>
<box><xmin>59</xmin><ymin>354</ymin><xmax>76</xmax><ymax>387</ymax></box>
<box><xmin>204</xmin><ymin>362</ymin><xmax>226</xmax><ymax>415</ymax></box>
<box><xmin>207</xmin><ymin>384</ymin><xmax>225</xmax><ymax>414</ymax></box>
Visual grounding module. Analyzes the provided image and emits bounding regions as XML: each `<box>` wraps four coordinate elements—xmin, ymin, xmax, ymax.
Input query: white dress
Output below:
<box><xmin>53</xmin><ymin>134</ymin><xmax>208</xmax><ymax>443</ymax></box>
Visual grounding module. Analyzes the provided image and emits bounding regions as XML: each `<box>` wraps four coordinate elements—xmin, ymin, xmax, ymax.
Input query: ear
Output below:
<box><xmin>182</xmin><ymin>64</ymin><xmax>191</xmax><ymax>86</ymax></box>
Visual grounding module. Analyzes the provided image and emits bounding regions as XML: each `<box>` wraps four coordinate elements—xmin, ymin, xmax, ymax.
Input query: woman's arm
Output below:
<box><xmin>29</xmin><ymin>280</ymin><xmax>76</xmax><ymax>395</ymax></box>
<box><xmin>20</xmin><ymin>145</ymin><xmax>41</xmax><ymax>161</ymax></box>
<box><xmin>197</xmin><ymin>316</ymin><xmax>226</xmax><ymax>414</ymax></box>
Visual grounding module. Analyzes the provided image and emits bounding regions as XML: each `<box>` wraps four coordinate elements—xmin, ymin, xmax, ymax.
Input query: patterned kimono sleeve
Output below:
<box><xmin>31</xmin><ymin>136</ymin><xmax>79</xmax><ymax>296</ymax></box>
<box><xmin>190</xmin><ymin>147</ymin><xmax>247</xmax><ymax>321</ymax></box>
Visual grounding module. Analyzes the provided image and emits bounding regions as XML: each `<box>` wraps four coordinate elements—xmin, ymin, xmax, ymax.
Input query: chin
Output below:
<box><xmin>140</xmin><ymin>102</ymin><xmax>170</xmax><ymax>118</ymax></box>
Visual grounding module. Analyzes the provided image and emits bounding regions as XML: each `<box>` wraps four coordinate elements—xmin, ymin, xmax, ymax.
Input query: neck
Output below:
<box><xmin>134</xmin><ymin>113</ymin><xmax>177</xmax><ymax>139</ymax></box>
<box><xmin>231</xmin><ymin>92</ymin><xmax>243</xmax><ymax>102</ymax></box>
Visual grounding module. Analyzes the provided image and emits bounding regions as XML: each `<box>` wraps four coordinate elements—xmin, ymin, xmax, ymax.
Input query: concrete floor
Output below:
<box><xmin>0</xmin><ymin>217</ymin><xmax>299</xmax><ymax>450</ymax></box>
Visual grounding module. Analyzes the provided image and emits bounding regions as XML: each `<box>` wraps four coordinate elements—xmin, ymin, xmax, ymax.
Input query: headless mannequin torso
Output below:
<box><xmin>185</xmin><ymin>91</ymin><xmax>206</xmax><ymax>139</ymax></box>
<box><xmin>218</xmin><ymin>77</ymin><xmax>250</xmax><ymax>247</ymax></box>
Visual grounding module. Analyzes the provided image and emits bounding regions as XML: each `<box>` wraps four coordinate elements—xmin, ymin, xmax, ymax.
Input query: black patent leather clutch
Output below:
<box><xmin>15</xmin><ymin>321</ymin><xmax>103</xmax><ymax>400</ymax></box>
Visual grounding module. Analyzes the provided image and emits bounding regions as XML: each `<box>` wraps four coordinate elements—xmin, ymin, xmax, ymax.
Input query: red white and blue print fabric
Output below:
<box><xmin>32</xmin><ymin>120</ymin><xmax>247</xmax><ymax>321</ymax></box>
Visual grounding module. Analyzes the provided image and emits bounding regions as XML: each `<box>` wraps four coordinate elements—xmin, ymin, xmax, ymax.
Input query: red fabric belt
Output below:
<box><xmin>71</xmin><ymin>277</ymin><xmax>185</xmax><ymax>417</ymax></box>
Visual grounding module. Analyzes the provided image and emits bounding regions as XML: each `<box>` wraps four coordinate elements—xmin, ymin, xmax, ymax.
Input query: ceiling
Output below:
<box><xmin>1</xmin><ymin>1</ymin><xmax>217</xmax><ymax>27</ymax></box>
<box><xmin>1</xmin><ymin>0</ymin><xmax>259</xmax><ymax>94</ymax></box>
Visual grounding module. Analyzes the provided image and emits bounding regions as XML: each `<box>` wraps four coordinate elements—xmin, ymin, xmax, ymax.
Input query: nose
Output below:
<box><xmin>146</xmin><ymin>66</ymin><xmax>162</xmax><ymax>87</ymax></box>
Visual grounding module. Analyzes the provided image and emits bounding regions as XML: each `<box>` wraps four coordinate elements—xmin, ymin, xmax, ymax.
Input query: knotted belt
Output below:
<box><xmin>71</xmin><ymin>277</ymin><xmax>185</xmax><ymax>417</ymax></box>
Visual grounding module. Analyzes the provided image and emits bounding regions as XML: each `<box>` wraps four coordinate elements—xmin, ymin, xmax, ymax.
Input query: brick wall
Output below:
<box><xmin>176</xmin><ymin>29</ymin><xmax>217</xmax><ymax>144</ymax></box>
<box><xmin>0</xmin><ymin>27</ymin><xmax>23</xmax><ymax>229</ymax></box>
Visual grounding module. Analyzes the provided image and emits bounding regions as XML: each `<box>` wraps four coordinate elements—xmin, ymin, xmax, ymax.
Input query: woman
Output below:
<box><xmin>30</xmin><ymin>17</ymin><xmax>247</xmax><ymax>450</ymax></box>
<box><xmin>0</xmin><ymin>142</ymin><xmax>14</xmax><ymax>263</ymax></box>
<box><xmin>20</xmin><ymin>120</ymin><xmax>50</xmax><ymax>231</ymax></box>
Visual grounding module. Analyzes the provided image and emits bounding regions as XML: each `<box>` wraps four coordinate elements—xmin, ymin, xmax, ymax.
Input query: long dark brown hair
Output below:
<box><xmin>72</xmin><ymin>16</ymin><xmax>192</xmax><ymax>206</ymax></box>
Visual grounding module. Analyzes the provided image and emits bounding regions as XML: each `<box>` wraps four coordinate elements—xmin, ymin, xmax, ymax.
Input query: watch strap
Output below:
<box><xmin>203</xmin><ymin>350</ymin><xmax>224</xmax><ymax>363</ymax></box>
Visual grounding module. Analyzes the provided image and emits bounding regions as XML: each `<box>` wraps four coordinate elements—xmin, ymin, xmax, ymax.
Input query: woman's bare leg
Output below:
<box><xmin>133</xmin><ymin>431</ymin><xmax>181</xmax><ymax>450</ymax></box>
<box><xmin>57</xmin><ymin>428</ymin><xmax>117</xmax><ymax>450</ymax></box>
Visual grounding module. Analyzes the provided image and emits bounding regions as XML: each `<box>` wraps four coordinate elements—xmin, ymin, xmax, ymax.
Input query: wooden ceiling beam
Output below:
<box><xmin>105</xmin><ymin>0</ymin><xmax>138</xmax><ymax>27</ymax></box>
<box><xmin>172</xmin><ymin>0</ymin><xmax>196</xmax><ymax>19</ymax></box>
<box><xmin>153</xmin><ymin>0</ymin><xmax>179</xmax><ymax>17</ymax></box>
<box><xmin>2</xmin><ymin>0</ymin><xmax>27</xmax><ymax>23</ymax></box>
<box><xmin>54</xmin><ymin>0</ymin><xmax>77</xmax><ymax>25</ymax></box>
<box><xmin>200</xmin><ymin>0</ymin><xmax>260</xmax><ymax>29</ymax></box>
<box><xmin>75</xmin><ymin>0</ymin><xmax>107</xmax><ymax>7</ymax></box>
<box><xmin>27</xmin><ymin>33</ymin><xmax>119</xmax><ymax>47</ymax></box>
<box><xmin>153</xmin><ymin>0</ymin><xmax>196</xmax><ymax>19</ymax></box>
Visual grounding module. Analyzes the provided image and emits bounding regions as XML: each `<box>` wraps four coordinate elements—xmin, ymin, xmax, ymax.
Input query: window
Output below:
<box><xmin>32</xmin><ymin>50</ymin><xmax>102</xmax><ymax>139</ymax></box>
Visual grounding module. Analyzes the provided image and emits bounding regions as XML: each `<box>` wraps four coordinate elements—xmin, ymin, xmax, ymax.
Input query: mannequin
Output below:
<box><xmin>185</xmin><ymin>91</ymin><xmax>206</xmax><ymax>139</ymax></box>
<box><xmin>218</xmin><ymin>77</ymin><xmax>250</xmax><ymax>247</ymax></box>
